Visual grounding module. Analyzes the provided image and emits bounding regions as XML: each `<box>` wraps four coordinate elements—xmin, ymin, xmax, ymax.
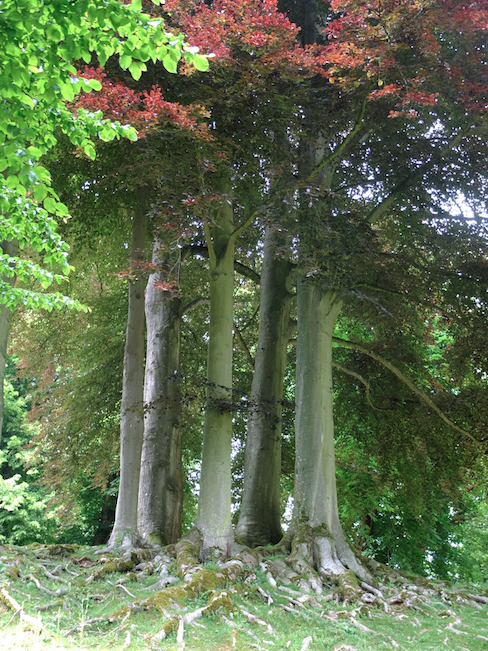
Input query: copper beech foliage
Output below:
<box><xmin>75</xmin><ymin>0</ymin><xmax>486</xmax><ymax>134</ymax></box>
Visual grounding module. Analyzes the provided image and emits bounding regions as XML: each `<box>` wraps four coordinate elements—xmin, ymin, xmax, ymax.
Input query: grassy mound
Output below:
<box><xmin>0</xmin><ymin>543</ymin><xmax>487</xmax><ymax>650</ymax></box>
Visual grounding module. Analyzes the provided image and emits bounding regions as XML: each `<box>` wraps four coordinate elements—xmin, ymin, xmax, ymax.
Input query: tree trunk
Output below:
<box><xmin>196</xmin><ymin>184</ymin><xmax>235</xmax><ymax>556</ymax></box>
<box><xmin>292</xmin><ymin>278</ymin><xmax>369</xmax><ymax>581</ymax></box>
<box><xmin>235</xmin><ymin>228</ymin><xmax>294</xmax><ymax>547</ymax></box>
<box><xmin>107</xmin><ymin>204</ymin><xmax>147</xmax><ymax>551</ymax></box>
<box><xmin>0</xmin><ymin>239</ymin><xmax>18</xmax><ymax>443</ymax></box>
<box><xmin>138</xmin><ymin>240</ymin><xmax>183</xmax><ymax>546</ymax></box>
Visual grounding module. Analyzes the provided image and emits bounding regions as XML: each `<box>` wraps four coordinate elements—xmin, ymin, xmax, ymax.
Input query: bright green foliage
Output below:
<box><xmin>0</xmin><ymin>364</ymin><xmax>57</xmax><ymax>545</ymax></box>
<box><xmin>0</xmin><ymin>0</ymin><xmax>206</xmax><ymax>309</ymax></box>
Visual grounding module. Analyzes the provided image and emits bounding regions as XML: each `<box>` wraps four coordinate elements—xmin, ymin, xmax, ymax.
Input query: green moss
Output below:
<box><xmin>147</xmin><ymin>531</ymin><xmax>166</xmax><ymax>547</ymax></box>
<box><xmin>338</xmin><ymin>569</ymin><xmax>361</xmax><ymax>602</ymax></box>
<box><xmin>175</xmin><ymin>531</ymin><xmax>202</xmax><ymax>576</ymax></box>
<box><xmin>6</xmin><ymin>566</ymin><xmax>19</xmax><ymax>580</ymax></box>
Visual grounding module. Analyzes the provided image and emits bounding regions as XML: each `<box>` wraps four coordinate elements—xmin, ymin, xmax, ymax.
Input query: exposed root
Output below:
<box><xmin>86</xmin><ymin>549</ymin><xmax>151</xmax><ymax>583</ymax></box>
<box><xmin>0</xmin><ymin>585</ymin><xmax>44</xmax><ymax>633</ymax></box>
<box><xmin>299</xmin><ymin>636</ymin><xmax>313</xmax><ymax>651</ymax></box>
<box><xmin>153</xmin><ymin>589</ymin><xmax>233</xmax><ymax>642</ymax></box>
<box><xmin>282</xmin><ymin>524</ymin><xmax>371</xmax><ymax>601</ymax></box>
<box><xmin>175</xmin><ymin>529</ymin><xmax>202</xmax><ymax>576</ymax></box>
<box><xmin>1</xmin><ymin>540</ymin><xmax>487</xmax><ymax>649</ymax></box>
<box><xmin>26</xmin><ymin>573</ymin><xmax>67</xmax><ymax>597</ymax></box>
<box><xmin>66</xmin><ymin>616</ymin><xmax>111</xmax><ymax>636</ymax></box>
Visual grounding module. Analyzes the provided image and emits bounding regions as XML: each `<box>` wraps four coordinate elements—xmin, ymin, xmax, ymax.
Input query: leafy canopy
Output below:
<box><xmin>0</xmin><ymin>0</ymin><xmax>208</xmax><ymax>310</ymax></box>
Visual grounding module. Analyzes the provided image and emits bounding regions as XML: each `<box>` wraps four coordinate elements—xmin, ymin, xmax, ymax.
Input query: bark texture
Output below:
<box><xmin>108</xmin><ymin>204</ymin><xmax>147</xmax><ymax>550</ymax></box>
<box><xmin>293</xmin><ymin>280</ymin><xmax>369</xmax><ymax>582</ymax></box>
<box><xmin>0</xmin><ymin>239</ymin><xmax>18</xmax><ymax>443</ymax></box>
<box><xmin>138</xmin><ymin>240</ymin><xmax>183</xmax><ymax>546</ymax></box>
<box><xmin>196</xmin><ymin>184</ymin><xmax>235</xmax><ymax>555</ymax></box>
<box><xmin>235</xmin><ymin>228</ymin><xmax>294</xmax><ymax>547</ymax></box>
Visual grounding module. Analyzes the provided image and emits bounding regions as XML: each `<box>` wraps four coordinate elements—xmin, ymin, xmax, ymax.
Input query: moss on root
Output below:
<box><xmin>338</xmin><ymin>569</ymin><xmax>361</xmax><ymax>603</ymax></box>
<box><xmin>175</xmin><ymin>530</ymin><xmax>202</xmax><ymax>576</ymax></box>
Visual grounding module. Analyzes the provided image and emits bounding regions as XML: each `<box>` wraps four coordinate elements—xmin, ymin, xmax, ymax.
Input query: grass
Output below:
<box><xmin>0</xmin><ymin>543</ymin><xmax>487</xmax><ymax>650</ymax></box>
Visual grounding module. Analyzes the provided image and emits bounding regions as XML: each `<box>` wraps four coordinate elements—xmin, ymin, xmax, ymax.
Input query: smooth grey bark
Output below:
<box><xmin>235</xmin><ymin>228</ymin><xmax>294</xmax><ymax>547</ymax></box>
<box><xmin>107</xmin><ymin>204</ymin><xmax>147</xmax><ymax>551</ymax></box>
<box><xmin>196</xmin><ymin>184</ymin><xmax>235</xmax><ymax>556</ymax></box>
<box><xmin>138</xmin><ymin>240</ymin><xmax>183</xmax><ymax>546</ymax></box>
<box><xmin>293</xmin><ymin>279</ymin><xmax>369</xmax><ymax>580</ymax></box>
<box><xmin>0</xmin><ymin>239</ymin><xmax>18</xmax><ymax>443</ymax></box>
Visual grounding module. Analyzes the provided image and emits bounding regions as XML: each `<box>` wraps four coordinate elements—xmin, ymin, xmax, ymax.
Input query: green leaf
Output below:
<box><xmin>26</xmin><ymin>146</ymin><xmax>43</xmax><ymax>159</ymax></box>
<box><xmin>99</xmin><ymin>126</ymin><xmax>116</xmax><ymax>142</ymax></box>
<box><xmin>55</xmin><ymin>202</ymin><xmax>69</xmax><ymax>217</ymax></box>
<box><xmin>84</xmin><ymin>143</ymin><xmax>96</xmax><ymax>160</ymax></box>
<box><xmin>122</xmin><ymin>126</ymin><xmax>138</xmax><ymax>142</ymax></box>
<box><xmin>119</xmin><ymin>54</ymin><xmax>132</xmax><ymax>70</ymax></box>
<box><xmin>192</xmin><ymin>54</ymin><xmax>209</xmax><ymax>72</ymax></box>
<box><xmin>163</xmin><ymin>55</ymin><xmax>178</xmax><ymax>74</ymax></box>
<box><xmin>60</xmin><ymin>83</ymin><xmax>75</xmax><ymax>102</ymax></box>
<box><xmin>128</xmin><ymin>60</ymin><xmax>146</xmax><ymax>80</ymax></box>
<box><xmin>32</xmin><ymin>166</ymin><xmax>51</xmax><ymax>182</ymax></box>
<box><xmin>33</xmin><ymin>184</ymin><xmax>48</xmax><ymax>202</ymax></box>
<box><xmin>6</xmin><ymin>175</ymin><xmax>19</xmax><ymax>189</ymax></box>
<box><xmin>131</xmin><ymin>0</ymin><xmax>142</xmax><ymax>10</ymax></box>
<box><xmin>87</xmin><ymin>79</ymin><xmax>102</xmax><ymax>91</ymax></box>
<box><xmin>43</xmin><ymin>197</ymin><xmax>57</xmax><ymax>213</ymax></box>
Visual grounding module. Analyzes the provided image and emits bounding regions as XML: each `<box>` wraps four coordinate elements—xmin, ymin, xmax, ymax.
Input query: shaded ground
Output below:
<box><xmin>0</xmin><ymin>543</ymin><xmax>487</xmax><ymax>650</ymax></box>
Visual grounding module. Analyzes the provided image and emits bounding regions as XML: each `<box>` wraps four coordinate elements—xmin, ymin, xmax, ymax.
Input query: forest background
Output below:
<box><xmin>1</xmin><ymin>0</ymin><xmax>488</xmax><ymax>590</ymax></box>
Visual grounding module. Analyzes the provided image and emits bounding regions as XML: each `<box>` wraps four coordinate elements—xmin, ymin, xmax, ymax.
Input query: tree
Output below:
<box><xmin>236</xmin><ymin>226</ymin><xmax>295</xmax><ymax>547</ymax></box>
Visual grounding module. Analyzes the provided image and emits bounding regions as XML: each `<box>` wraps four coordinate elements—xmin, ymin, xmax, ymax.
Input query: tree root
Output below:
<box><xmin>0</xmin><ymin>585</ymin><xmax>44</xmax><ymax>633</ymax></box>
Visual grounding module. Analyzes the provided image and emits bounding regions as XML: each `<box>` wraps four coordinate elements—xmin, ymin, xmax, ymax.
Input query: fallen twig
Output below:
<box><xmin>0</xmin><ymin>585</ymin><xmax>44</xmax><ymax>633</ymax></box>
<box><xmin>349</xmin><ymin>617</ymin><xmax>400</xmax><ymax>648</ymax></box>
<box><xmin>41</xmin><ymin>565</ymin><xmax>69</xmax><ymax>584</ymax></box>
<box><xmin>116</xmin><ymin>583</ymin><xmax>137</xmax><ymax>599</ymax></box>
<box><xmin>120</xmin><ymin>630</ymin><xmax>131</xmax><ymax>650</ymax></box>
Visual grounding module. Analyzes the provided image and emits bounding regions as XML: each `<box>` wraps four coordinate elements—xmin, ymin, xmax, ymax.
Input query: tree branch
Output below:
<box><xmin>353</xmin><ymin>282</ymin><xmax>404</xmax><ymax>297</ymax></box>
<box><xmin>234</xmin><ymin>261</ymin><xmax>260</xmax><ymax>283</ymax></box>
<box><xmin>179</xmin><ymin>245</ymin><xmax>261</xmax><ymax>283</ymax></box>
<box><xmin>182</xmin><ymin>296</ymin><xmax>210</xmax><ymax>316</ymax></box>
<box><xmin>332</xmin><ymin>337</ymin><xmax>478</xmax><ymax>443</ymax></box>
<box><xmin>229</xmin><ymin>207</ymin><xmax>259</xmax><ymax>246</ymax></box>
<box><xmin>234</xmin><ymin>323</ymin><xmax>254</xmax><ymax>368</ymax></box>
<box><xmin>203</xmin><ymin>221</ymin><xmax>216</xmax><ymax>269</ymax></box>
<box><xmin>311</xmin><ymin>93</ymin><xmax>368</xmax><ymax>180</ymax></box>
<box><xmin>332</xmin><ymin>361</ymin><xmax>393</xmax><ymax>412</ymax></box>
